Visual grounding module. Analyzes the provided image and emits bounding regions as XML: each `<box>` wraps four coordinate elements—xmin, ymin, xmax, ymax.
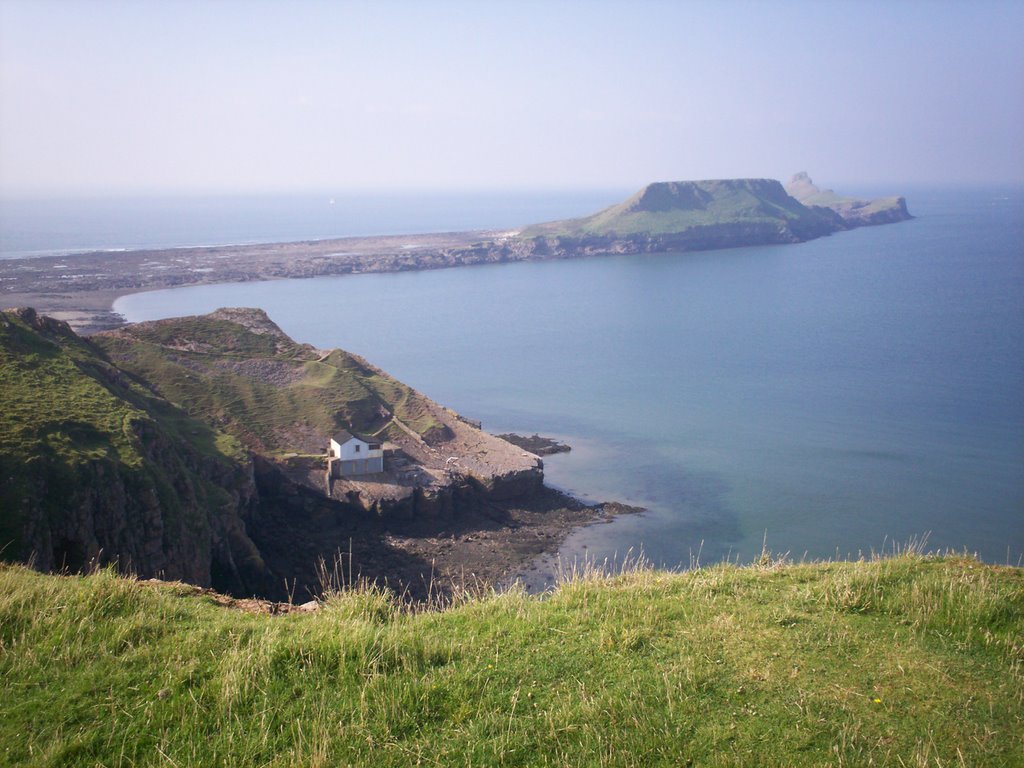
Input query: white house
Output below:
<box><xmin>329</xmin><ymin>431</ymin><xmax>384</xmax><ymax>476</ymax></box>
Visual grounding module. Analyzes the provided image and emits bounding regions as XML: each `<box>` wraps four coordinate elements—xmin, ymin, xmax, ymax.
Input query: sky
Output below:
<box><xmin>0</xmin><ymin>0</ymin><xmax>1022</xmax><ymax>195</ymax></box>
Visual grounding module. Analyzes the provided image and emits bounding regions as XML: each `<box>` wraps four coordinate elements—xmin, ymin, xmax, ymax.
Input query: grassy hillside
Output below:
<box><xmin>1</xmin><ymin>554</ymin><xmax>1020</xmax><ymax>766</ymax></box>
<box><xmin>94</xmin><ymin>309</ymin><xmax>448</xmax><ymax>456</ymax></box>
<box><xmin>521</xmin><ymin>179</ymin><xmax>834</xmax><ymax>238</ymax></box>
<box><xmin>0</xmin><ymin>309</ymin><xmax>245</xmax><ymax>466</ymax></box>
<box><xmin>0</xmin><ymin>309</ymin><xmax>258</xmax><ymax>581</ymax></box>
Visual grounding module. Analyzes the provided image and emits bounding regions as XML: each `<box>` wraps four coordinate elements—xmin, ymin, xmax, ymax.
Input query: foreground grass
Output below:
<box><xmin>1</xmin><ymin>556</ymin><xmax>1021</xmax><ymax>767</ymax></box>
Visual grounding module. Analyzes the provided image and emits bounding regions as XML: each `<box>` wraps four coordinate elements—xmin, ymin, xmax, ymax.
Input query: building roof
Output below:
<box><xmin>331</xmin><ymin>431</ymin><xmax>382</xmax><ymax>446</ymax></box>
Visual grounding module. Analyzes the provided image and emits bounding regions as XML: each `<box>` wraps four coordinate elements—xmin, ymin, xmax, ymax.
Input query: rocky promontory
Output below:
<box><xmin>785</xmin><ymin>172</ymin><xmax>912</xmax><ymax>226</ymax></box>
<box><xmin>0</xmin><ymin>308</ymin><xmax>276</xmax><ymax>597</ymax></box>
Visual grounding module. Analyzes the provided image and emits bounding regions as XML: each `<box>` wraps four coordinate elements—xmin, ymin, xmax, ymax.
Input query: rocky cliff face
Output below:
<box><xmin>510</xmin><ymin>177</ymin><xmax>874</xmax><ymax>260</ymax></box>
<box><xmin>519</xmin><ymin>219</ymin><xmax>840</xmax><ymax>259</ymax></box>
<box><xmin>514</xmin><ymin>175</ymin><xmax>911</xmax><ymax>256</ymax></box>
<box><xmin>17</xmin><ymin>417</ymin><xmax>273</xmax><ymax>595</ymax></box>
<box><xmin>816</xmin><ymin>196</ymin><xmax>912</xmax><ymax>227</ymax></box>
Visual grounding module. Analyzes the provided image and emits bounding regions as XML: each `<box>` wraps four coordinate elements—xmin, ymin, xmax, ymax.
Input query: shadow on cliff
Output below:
<box><xmin>240</xmin><ymin>459</ymin><xmax>432</xmax><ymax>602</ymax></box>
<box><xmin>244</xmin><ymin>460</ymin><xmax>574</xmax><ymax>603</ymax></box>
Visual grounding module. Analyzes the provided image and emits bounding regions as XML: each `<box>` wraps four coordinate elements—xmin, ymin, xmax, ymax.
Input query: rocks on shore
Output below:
<box><xmin>595</xmin><ymin>501</ymin><xmax>646</xmax><ymax>517</ymax></box>
<box><xmin>497</xmin><ymin>433</ymin><xmax>572</xmax><ymax>456</ymax></box>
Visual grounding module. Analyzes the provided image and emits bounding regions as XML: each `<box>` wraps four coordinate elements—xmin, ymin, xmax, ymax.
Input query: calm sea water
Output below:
<box><xmin>110</xmin><ymin>187</ymin><xmax>1024</xmax><ymax>567</ymax></box>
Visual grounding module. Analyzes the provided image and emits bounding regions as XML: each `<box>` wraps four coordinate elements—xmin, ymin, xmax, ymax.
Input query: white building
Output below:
<box><xmin>329</xmin><ymin>431</ymin><xmax>384</xmax><ymax>476</ymax></box>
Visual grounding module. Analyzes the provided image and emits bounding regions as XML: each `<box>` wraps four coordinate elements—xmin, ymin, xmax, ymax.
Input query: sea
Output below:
<box><xmin>4</xmin><ymin>187</ymin><xmax>1022</xmax><ymax>568</ymax></box>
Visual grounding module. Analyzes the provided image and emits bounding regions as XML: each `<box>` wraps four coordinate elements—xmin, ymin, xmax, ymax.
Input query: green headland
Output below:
<box><xmin>521</xmin><ymin>178</ymin><xmax>839</xmax><ymax>238</ymax></box>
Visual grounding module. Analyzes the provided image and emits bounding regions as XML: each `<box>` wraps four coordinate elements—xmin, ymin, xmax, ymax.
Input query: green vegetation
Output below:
<box><xmin>2</xmin><ymin>554</ymin><xmax>1020</xmax><ymax>766</ymax></box>
<box><xmin>1</xmin><ymin>311</ymin><xmax>147</xmax><ymax>468</ymax></box>
<box><xmin>104</xmin><ymin>314</ymin><xmax>296</xmax><ymax>359</ymax></box>
<box><xmin>0</xmin><ymin>310</ymin><xmax>245</xmax><ymax>467</ymax></box>
<box><xmin>521</xmin><ymin>179</ymin><xmax>832</xmax><ymax>238</ymax></box>
<box><xmin>94</xmin><ymin>311</ymin><xmax>446</xmax><ymax>454</ymax></box>
<box><xmin>0</xmin><ymin>310</ymin><xmax>246</xmax><ymax>563</ymax></box>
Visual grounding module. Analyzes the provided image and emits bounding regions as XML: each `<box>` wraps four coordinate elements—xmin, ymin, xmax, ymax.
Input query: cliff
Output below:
<box><xmin>515</xmin><ymin>176</ymin><xmax>912</xmax><ymax>258</ymax></box>
<box><xmin>785</xmin><ymin>172</ymin><xmax>912</xmax><ymax>226</ymax></box>
<box><xmin>1</xmin><ymin>308</ymin><xmax>550</xmax><ymax>600</ymax></box>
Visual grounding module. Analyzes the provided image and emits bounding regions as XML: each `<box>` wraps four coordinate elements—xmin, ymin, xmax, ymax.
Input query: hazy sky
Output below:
<box><xmin>1</xmin><ymin>0</ymin><xmax>1022</xmax><ymax>194</ymax></box>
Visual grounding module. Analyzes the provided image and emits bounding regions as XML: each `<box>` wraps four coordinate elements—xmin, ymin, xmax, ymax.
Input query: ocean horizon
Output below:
<box><xmin>0</xmin><ymin>189</ymin><xmax>634</xmax><ymax>260</ymax></box>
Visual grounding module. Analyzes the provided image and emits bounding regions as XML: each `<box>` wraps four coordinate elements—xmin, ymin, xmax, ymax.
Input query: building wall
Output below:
<box><xmin>338</xmin><ymin>456</ymin><xmax>384</xmax><ymax>476</ymax></box>
<box><xmin>330</xmin><ymin>437</ymin><xmax>384</xmax><ymax>476</ymax></box>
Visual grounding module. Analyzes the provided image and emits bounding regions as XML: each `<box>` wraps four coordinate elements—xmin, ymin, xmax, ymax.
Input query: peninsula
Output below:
<box><xmin>0</xmin><ymin>175</ymin><xmax>910</xmax><ymax>333</ymax></box>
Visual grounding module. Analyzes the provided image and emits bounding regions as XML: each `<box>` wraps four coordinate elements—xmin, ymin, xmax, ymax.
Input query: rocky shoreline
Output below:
<box><xmin>248</xmin><ymin>458</ymin><xmax>644</xmax><ymax>601</ymax></box>
<box><xmin>0</xmin><ymin>230</ymin><xmax>506</xmax><ymax>333</ymax></box>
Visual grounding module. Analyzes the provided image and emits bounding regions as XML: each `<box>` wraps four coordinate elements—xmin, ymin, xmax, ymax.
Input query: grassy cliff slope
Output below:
<box><xmin>93</xmin><ymin>308</ymin><xmax>450</xmax><ymax>456</ymax></box>
<box><xmin>3</xmin><ymin>308</ymin><xmax>550</xmax><ymax>603</ymax></box>
<box><xmin>1</xmin><ymin>555</ymin><xmax>1020</xmax><ymax>767</ymax></box>
<box><xmin>93</xmin><ymin>308</ymin><xmax>543</xmax><ymax>514</ymax></box>
<box><xmin>0</xmin><ymin>308</ymin><xmax>270</xmax><ymax>593</ymax></box>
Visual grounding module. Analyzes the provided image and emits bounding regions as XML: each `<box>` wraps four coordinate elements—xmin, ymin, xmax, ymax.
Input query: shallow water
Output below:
<box><xmin>114</xmin><ymin>187</ymin><xmax>1024</xmax><ymax>567</ymax></box>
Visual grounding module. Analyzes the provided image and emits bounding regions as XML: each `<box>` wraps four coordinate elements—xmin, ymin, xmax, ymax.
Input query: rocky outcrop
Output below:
<box><xmin>95</xmin><ymin>308</ymin><xmax>546</xmax><ymax>518</ymax></box>
<box><xmin>521</xmin><ymin>178</ymin><xmax>842</xmax><ymax>239</ymax></box>
<box><xmin>504</xmin><ymin>176</ymin><xmax>911</xmax><ymax>260</ymax></box>
<box><xmin>814</xmin><ymin>196</ymin><xmax>912</xmax><ymax>227</ymax></box>
<box><xmin>517</xmin><ymin>219</ymin><xmax>840</xmax><ymax>260</ymax></box>
<box><xmin>785</xmin><ymin>172</ymin><xmax>912</xmax><ymax>227</ymax></box>
<box><xmin>497</xmin><ymin>434</ymin><xmax>571</xmax><ymax>456</ymax></box>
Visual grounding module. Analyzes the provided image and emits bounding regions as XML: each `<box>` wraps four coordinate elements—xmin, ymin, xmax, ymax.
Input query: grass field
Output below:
<box><xmin>2</xmin><ymin>553</ymin><xmax>1021</xmax><ymax>767</ymax></box>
